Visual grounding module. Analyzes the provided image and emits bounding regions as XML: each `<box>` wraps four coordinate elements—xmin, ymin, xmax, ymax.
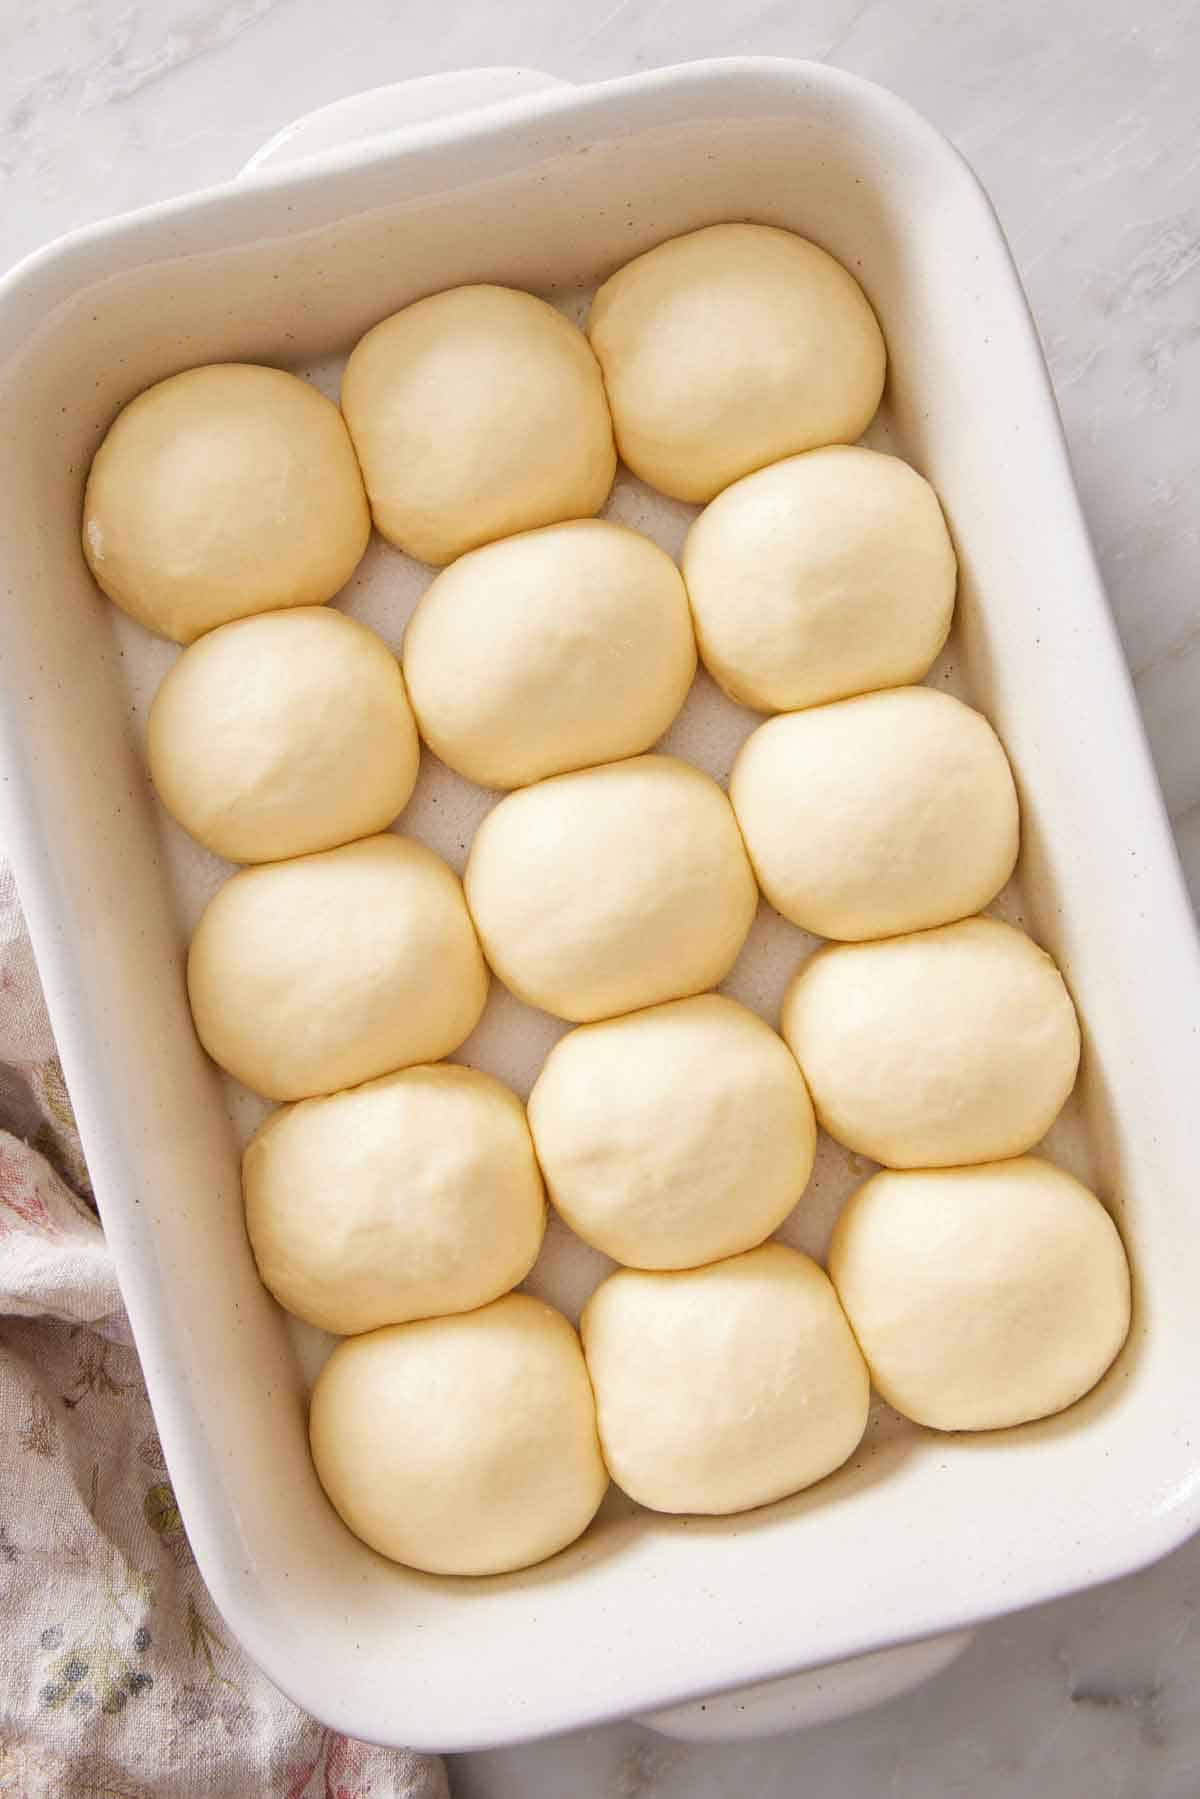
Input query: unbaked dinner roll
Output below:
<box><xmin>341</xmin><ymin>285</ymin><xmax>616</xmax><ymax>565</ymax></box>
<box><xmin>781</xmin><ymin>916</ymin><xmax>1081</xmax><ymax>1168</ymax></box>
<box><xmin>581</xmin><ymin>1244</ymin><xmax>869</xmax><ymax>1514</ymax></box>
<box><xmin>403</xmin><ymin>520</ymin><xmax>696</xmax><ymax>789</ymax></box>
<box><xmin>309</xmin><ymin>1294</ymin><xmax>608</xmax><ymax>1575</ymax></box>
<box><xmin>464</xmin><ymin>754</ymin><xmax>758</xmax><ymax>1023</ymax></box>
<box><xmin>587</xmin><ymin>222</ymin><xmax>885</xmax><ymax>503</ymax></box>
<box><xmin>148</xmin><ymin>607</ymin><xmax>419</xmax><ymax>863</ymax></box>
<box><xmin>243</xmin><ymin>1064</ymin><xmax>545</xmax><ymax>1335</ymax></box>
<box><xmin>730</xmin><ymin>687</ymin><xmax>1019</xmax><ymax>941</ymax></box>
<box><xmin>528</xmin><ymin>994</ymin><xmax>815</xmax><ymax>1269</ymax></box>
<box><xmin>188</xmin><ymin>835</ymin><xmax>487</xmax><ymax>1101</ymax></box>
<box><xmin>83</xmin><ymin>363</ymin><xmax>370</xmax><ymax>643</ymax></box>
<box><xmin>828</xmin><ymin>1158</ymin><xmax>1131</xmax><ymax>1432</ymax></box>
<box><xmin>682</xmin><ymin>447</ymin><xmax>956</xmax><ymax>712</ymax></box>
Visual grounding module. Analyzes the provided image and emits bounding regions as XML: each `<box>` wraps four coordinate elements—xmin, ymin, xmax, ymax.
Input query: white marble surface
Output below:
<box><xmin>5</xmin><ymin>1</ymin><xmax>1199</xmax><ymax>1793</ymax></box>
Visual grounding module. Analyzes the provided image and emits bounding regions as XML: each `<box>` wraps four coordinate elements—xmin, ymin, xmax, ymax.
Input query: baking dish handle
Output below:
<box><xmin>240</xmin><ymin>67</ymin><xmax>572</xmax><ymax>175</ymax></box>
<box><xmin>239</xmin><ymin>69</ymin><xmax>975</xmax><ymax>1744</ymax></box>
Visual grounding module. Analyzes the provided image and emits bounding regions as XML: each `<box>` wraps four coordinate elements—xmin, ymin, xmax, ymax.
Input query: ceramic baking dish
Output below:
<box><xmin>1</xmin><ymin>57</ymin><xmax>1199</xmax><ymax>1754</ymax></box>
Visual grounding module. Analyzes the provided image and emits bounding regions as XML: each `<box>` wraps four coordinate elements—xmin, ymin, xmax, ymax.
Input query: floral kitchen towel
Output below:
<box><xmin>0</xmin><ymin>858</ymin><xmax>449</xmax><ymax>1799</ymax></box>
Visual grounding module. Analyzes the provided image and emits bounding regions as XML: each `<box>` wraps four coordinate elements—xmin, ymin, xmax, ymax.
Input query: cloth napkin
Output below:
<box><xmin>0</xmin><ymin>859</ymin><xmax>449</xmax><ymax>1799</ymax></box>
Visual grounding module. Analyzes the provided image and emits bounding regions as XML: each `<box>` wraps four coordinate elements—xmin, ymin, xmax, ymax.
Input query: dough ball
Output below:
<box><xmin>188</xmin><ymin>834</ymin><xmax>487</xmax><ymax>1100</ymax></box>
<box><xmin>244</xmin><ymin>1064</ymin><xmax>545</xmax><ymax>1334</ymax></box>
<box><xmin>682</xmin><ymin>446</ymin><xmax>956</xmax><ymax>713</ymax></box>
<box><xmin>828</xmin><ymin>1158</ymin><xmax>1131</xmax><ymax>1432</ymax></box>
<box><xmin>309</xmin><ymin>1294</ymin><xmax>608</xmax><ymax>1574</ymax></box>
<box><xmin>82</xmin><ymin>363</ymin><xmax>370</xmax><ymax>643</ymax></box>
<box><xmin>147</xmin><ymin>607</ymin><xmax>419</xmax><ymax>863</ymax></box>
<box><xmin>528</xmin><ymin>994</ymin><xmax>815</xmax><ymax>1269</ymax></box>
<box><xmin>403</xmin><ymin>520</ymin><xmax>696</xmax><ymax>789</ymax></box>
<box><xmin>341</xmin><ymin>285</ymin><xmax>616</xmax><ymax>565</ymax></box>
<box><xmin>731</xmin><ymin>687</ymin><xmax>1019</xmax><ymax>941</ymax></box>
<box><xmin>581</xmin><ymin>1244</ymin><xmax>869</xmax><ymax>1514</ymax></box>
<box><xmin>586</xmin><ymin>223</ymin><xmax>885</xmax><ymax>503</ymax></box>
<box><xmin>464</xmin><ymin>754</ymin><xmax>757</xmax><ymax>1023</ymax></box>
<box><xmin>781</xmin><ymin>916</ymin><xmax>1081</xmax><ymax>1168</ymax></box>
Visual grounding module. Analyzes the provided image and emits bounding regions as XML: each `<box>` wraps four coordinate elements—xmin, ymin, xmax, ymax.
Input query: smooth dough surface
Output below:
<box><xmin>83</xmin><ymin>363</ymin><xmax>370</xmax><ymax>643</ymax></box>
<box><xmin>187</xmin><ymin>834</ymin><xmax>488</xmax><ymax>1101</ymax></box>
<box><xmin>781</xmin><ymin>916</ymin><xmax>1081</xmax><ymax>1168</ymax></box>
<box><xmin>682</xmin><ymin>447</ymin><xmax>956</xmax><ymax>713</ymax></box>
<box><xmin>464</xmin><ymin>754</ymin><xmax>758</xmax><ymax>1023</ymax></box>
<box><xmin>587</xmin><ymin>223</ymin><xmax>885</xmax><ymax>503</ymax></box>
<box><xmin>309</xmin><ymin>1294</ymin><xmax>609</xmax><ymax>1575</ymax></box>
<box><xmin>528</xmin><ymin>994</ymin><xmax>815</xmax><ymax>1269</ymax></box>
<box><xmin>581</xmin><ymin>1244</ymin><xmax>869</xmax><ymax>1514</ymax></box>
<box><xmin>244</xmin><ymin>1064</ymin><xmax>545</xmax><ymax>1334</ymax></box>
<box><xmin>828</xmin><ymin>1158</ymin><xmax>1131</xmax><ymax>1431</ymax></box>
<box><xmin>341</xmin><ymin>285</ymin><xmax>616</xmax><ymax>565</ymax></box>
<box><xmin>403</xmin><ymin>520</ymin><xmax>696</xmax><ymax>789</ymax></box>
<box><xmin>148</xmin><ymin>607</ymin><xmax>419</xmax><ymax>863</ymax></box>
<box><xmin>731</xmin><ymin>687</ymin><xmax>1019</xmax><ymax>941</ymax></box>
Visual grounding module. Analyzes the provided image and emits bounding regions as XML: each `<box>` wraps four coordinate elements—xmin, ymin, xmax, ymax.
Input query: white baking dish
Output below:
<box><xmin>1</xmin><ymin>57</ymin><xmax>1198</xmax><ymax>1754</ymax></box>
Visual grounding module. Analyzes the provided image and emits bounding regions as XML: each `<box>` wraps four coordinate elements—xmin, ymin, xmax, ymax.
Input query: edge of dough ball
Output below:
<box><xmin>828</xmin><ymin>1157</ymin><xmax>1132</xmax><ymax>1431</ymax></box>
<box><xmin>681</xmin><ymin>446</ymin><xmax>957</xmax><ymax>713</ymax></box>
<box><xmin>780</xmin><ymin>914</ymin><xmax>1081</xmax><ymax>1168</ymax></box>
<box><xmin>402</xmin><ymin>519</ymin><xmax>697</xmax><ymax>789</ymax></box>
<box><xmin>82</xmin><ymin>363</ymin><xmax>370</xmax><ymax>643</ymax></box>
<box><xmin>243</xmin><ymin>1062</ymin><xmax>546</xmax><ymax>1334</ymax></box>
<box><xmin>187</xmin><ymin>834</ymin><xmax>488</xmax><ymax>1100</ymax></box>
<box><xmin>730</xmin><ymin>686</ymin><xmax>1020</xmax><ymax>941</ymax></box>
<box><xmin>463</xmin><ymin>753</ymin><xmax>758</xmax><ymax>1023</ymax></box>
<box><xmin>580</xmin><ymin>1243</ymin><xmax>870</xmax><ymax>1515</ymax></box>
<box><xmin>341</xmin><ymin>285</ymin><xmax>616</xmax><ymax>565</ymax></box>
<box><xmin>527</xmin><ymin>993</ymin><xmax>816</xmax><ymax>1268</ymax></box>
<box><xmin>147</xmin><ymin>606</ymin><xmax>420</xmax><ymax>863</ymax></box>
<box><xmin>587</xmin><ymin>222</ymin><xmax>886</xmax><ymax>503</ymax></box>
<box><xmin>309</xmin><ymin>1293</ymin><xmax>609</xmax><ymax>1575</ymax></box>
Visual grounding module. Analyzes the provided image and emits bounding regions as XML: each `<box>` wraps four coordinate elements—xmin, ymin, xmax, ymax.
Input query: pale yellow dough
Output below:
<box><xmin>587</xmin><ymin>223</ymin><xmax>885</xmax><ymax>503</ymax></box>
<box><xmin>528</xmin><ymin>994</ymin><xmax>815</xmax><ymax>1269</ymax></box>
<box><xmin>341</xmin><ymin>285</ymin><xmax>616</xmax><ymax>565</ymax></box>
<box><xmin>402</xmin><ymin>520</ymin><xmax>696</xmax><ymax>789</ymax></box>
<box><xmin>829</xmin><ymin>1158</ymin><xmax>1131</xmax><ymax>1432</ymax></box>
<box><xmin>581</xmin><ymin>1244</ymin><xmax>869</xmax><ymax>1515</ymax></box>
<box><xmin>82</xmin><ymin>363</ymin><xmax>370</xmax><ymax>643</ymax></box>
<box><xmin>730</xmin><ymin>687</ymin><xmax>1019</xmax><ymax>941</ymax></box>
<box><xmin>243</xmin><ymin>1064</ymin><xmax>545</xmax><ymax>1335</ymax></box>
<box><xmin>147</xmin><ymin>607</ymin><xmax>419</xmax><ymax>863</ymax></box>
<box><xmin>187</xmin><ymin>835</ymin><xmax>488</xmax><ymax>1101</ymax></box>
<box><xmin>781</xmin><ymin>916</ymin><xmax>1081</xmax><ymax>1168</ymax></box>
<box><xmin>309</xmin><ymin>1295</ymin><xmax>609</xmax><ymax>1575</ymax></box>
<box><xmin>683</xmin><ymin>447</ymin><xmax>956</xmax><ymax>712</ymax></box>
<box><xmin>464</xmin><ymin>754</ymin><xmax>758</xmax><ymax>1023</ymax></box>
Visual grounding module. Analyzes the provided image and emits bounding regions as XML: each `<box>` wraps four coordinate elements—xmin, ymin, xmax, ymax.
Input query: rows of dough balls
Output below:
<box><xmin>83</xmin><ymin>222</ymin><xmax>1131</xmax><ymax>1581</ymax></box>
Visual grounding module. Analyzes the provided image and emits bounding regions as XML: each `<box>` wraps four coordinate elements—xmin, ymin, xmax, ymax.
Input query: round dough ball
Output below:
<box><xmin>581</xmin><ymin>1244</ymin><xmax>869</xmax><ymax>1514</ymax></box>
<box><xmin>730</xmin><ymin>687</ymin><xmax>1019</xmax><ymax>941</ymax></box>
<box><xmin>309</xmin><ymin>1294</ymin><xmax>609</xmax><ymax>1574</ymax></box>
<box><xmin>341</xmin><ymin>285</ymin><xmax>616</xmax><ymax>565</ymax></box>
<box><xmin>244</xmin><ymin>1064</ymin><xmax>545</xmax><ymax>1334</ymax></box>
<box><xmin>828</xmin><ymin>1158</ymin><xmax>1131</xmax><ymax>1432</ymax></box>
<box><xmin>682</xmin><ymin>447</ymin><xmax>956</xmax><ymax>713</ymax></box>
<box><xmin>188</xmin><ymin>834</ymin><xmax>488</xmax><ymax>1100</ymax></box>
<box><xmin>464</xmin><ymin>754</ymin><xmax>757</xmax><ymax>1023</ymax></box>
<box><xmin>528</xmin><ymin>994</ymin><xmax>815</xmax><ymax>1269</ymax></box>
<box><xmin>781</xmin><ymin>916</ymin><xmax>1081</xmax><ymax>1168</ymax></box>
<box><xmin>148</xmin><ymin>607</ymin><xmax>419</xmax><ymax>863</ymax></box>
<box><xmin>82</xmin><ymin>363</ymin><xmax>370</xmax><ymax>643</ymax></box>
<box><xmin>403</xmin><ymin>520</ymin><xmax>696</xmax><ymax>789</ymax></box>
<box><xmin>586</xmin><ymin>223</ymin><xmax>885</xmax><ymax>503</ymax></box>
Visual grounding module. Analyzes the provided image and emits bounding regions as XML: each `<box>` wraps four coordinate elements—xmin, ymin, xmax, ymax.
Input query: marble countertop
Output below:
<box><xmin>6</xmin><ymin>1</ymin><xmax>1198</xmax><ymax>1793</ymax></box>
